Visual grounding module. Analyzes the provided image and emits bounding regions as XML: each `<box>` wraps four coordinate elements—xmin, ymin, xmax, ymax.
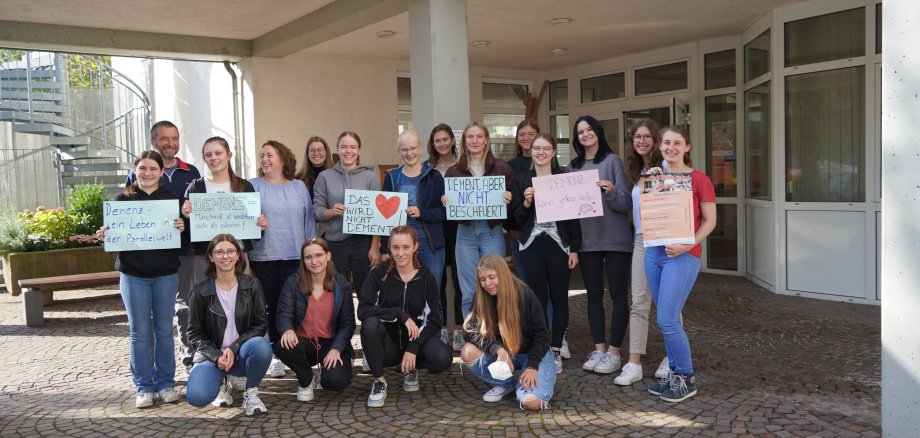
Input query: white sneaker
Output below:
<box><xmin>452</xmin><ymin>330</ymin><xmax>465</xmax><ymax>352</ymax></box>
<box><xmin>593</xmin><ymin>352</ymin><xmax>620</xmax><ymax>374</ymax></box>
<box><xmin>212</xmin><ymin>379</ymin><xmax>234</xmax><ymax>407</ymax></box>
<box><xmin>361</xmin><ymin>358</ymin><xmax>371</xmax><ymax>372</ymax></box>
<box><xmin>297</xmin><ymin>382</ymin><xmax>315</xmax><ymax>402</ymax></box>
<box><xmin>655</xmin><ymin>357</ymin><xmax>671</xmax><ymax>379</ymax></box>
<box><xmin>229</xmin><ymin>375</ymin><xmax>247</xmax><ymax>392</ymax></box>
<box><xmin>242</xmin><ymin>387</ymin><xmax>266</xmax><ymax>416</ymax></box>
<box><xmin>135</xmin><ymin>392</ymin><xmax>154</xmax><ymax>409</ymax></box>
<box><xmin>441</xmin><ymin>328</ymin><xmax>450</xmax><ymax>345</ymax></box>
<box><xmin>268</xmin><ymin>358</ymin><xmax>285</xmax><ymax>378</ymax></box>
<box><xmin>582</xmin><ymin>350</ymin><xmax>604</xmax><ymax>371</ymax></box>
<box><xmin>613</xmin><ymin>362</ymin><xmax>643</xmax><ymax>386</ymax></box>
<box><xmin>560</xmin><ymin>338</ymin><xmax>572</xmax><ymax>359</ymax></box>
<box><xmin>157</xmin><ymin>387</ymin><xmax>181</xmax><ymax>404</ymax></box>
<box><xmin>367</xmin><ymin>380</ymin><xmax>388</xmax><ymax>408</ymax></box>
<box><xmin>553</xmin><ymin>351</ymin><xmax>563</xmax><ymax>374</ymax></box>
<box><xmin>482</xmin><ymin>385</ymin><xmax>515</xmax><ymax>402</ymax></box>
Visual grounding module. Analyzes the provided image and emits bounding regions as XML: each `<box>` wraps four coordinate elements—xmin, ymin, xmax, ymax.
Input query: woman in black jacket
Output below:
<box><xmin>275</xmin><ymin>237</ymin><xmax>356</xmax><ymax>402</ymax></box>
<box><xmin>185</xmin><ymin>234</ymin><xmax>271</xmax><ymax>416</ymax></box>
<box><xmin>511</xmin><ymin>134</ymin><xmax>581</xmax><ymax>375</ymax></box>
<box><xmin>460</xmin><ymin>254</ymin><xmax>555</xmax><ymax>411</ymax></box>
<box><xmin>358</xmin><ymin>225</ymin><xmax>453</xmax><ymax>408</ymax></box>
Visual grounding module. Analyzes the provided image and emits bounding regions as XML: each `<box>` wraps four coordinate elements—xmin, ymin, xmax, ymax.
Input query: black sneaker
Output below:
<box><xmin>367</xmin><ymin>380</ymin><xmax>387</xmax><ymax>407</ymax></box>
<box><xmin>403</xmin><ymin>369</ymin><xmax>419</xmax><ymax>392</ymax></box>
<box><xmin>659</xmin><ymin>373</ymin><xmax>697</xmax><ymax>402</ymax></box>
<box><xmin>647</xmin><ymin>370</ymin><xmax>673</xmax><ymax>396</ymax></box>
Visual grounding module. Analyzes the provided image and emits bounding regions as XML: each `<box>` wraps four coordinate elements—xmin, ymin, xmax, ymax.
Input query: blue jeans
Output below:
<box><xmin>465</xmin><ymin>349</ymin><xmax>556</xmax><ymax>402</ymax></box>
<box><xmin>509</xmin><ymin>234</ymin><xmax>527</xmax><ymax>283</ymax></box>
<box><xmin>415</xmin><ymin>225</ymin><xmax>446</xmax><ymax>293</ymax></box>
<box><xmin>119</xmin><ymin>272</ymin><xmax>179</xmax><ymax>393</ymax></box>
<box><xmin>186</xmin><ymin>337</ymin><xmax>273</xmax><ymax>407</ymax></box>
<box><xmin>644</xmin><ymin>246</ymin><xmax>700</xmax><ymax>375</ymax></box>
<box><xmin>455</xmin><ymin>221</ymin><xmax>506</xmax><ymax>316</ymax></box>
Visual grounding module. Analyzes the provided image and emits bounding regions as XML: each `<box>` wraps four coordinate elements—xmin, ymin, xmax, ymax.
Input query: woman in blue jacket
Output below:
<box><xmin>275</xmin><ymin>237</ymin><xmax>356</xmax><ymax>402</ymax></box>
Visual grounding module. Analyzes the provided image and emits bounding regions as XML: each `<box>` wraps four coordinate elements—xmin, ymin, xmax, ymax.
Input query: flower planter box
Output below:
<box><xmin>1</xmin><ymin>246</ymin><xmax>116</xmax><ymax>296</ymax></box>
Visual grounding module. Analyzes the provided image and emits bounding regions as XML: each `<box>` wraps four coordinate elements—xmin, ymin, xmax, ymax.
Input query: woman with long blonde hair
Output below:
<box><xmin>460</xmin><ymin>254</ymin><xmax>555</xmax><ymax>411</ymax></box>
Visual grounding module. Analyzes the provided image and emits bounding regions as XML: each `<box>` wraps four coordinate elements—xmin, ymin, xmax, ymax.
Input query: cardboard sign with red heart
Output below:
<box><xmin>342</xmin><ymin>189</ymin><xmax>408</xmax><ymax>236</ymax></box>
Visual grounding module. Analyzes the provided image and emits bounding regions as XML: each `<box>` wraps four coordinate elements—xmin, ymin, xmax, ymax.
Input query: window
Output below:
<box><xmin>482</xmin><ymin>82</ymin><xmax>528</xmax><ymax>160</ymax></box>
<box><xmin>876</xmin><ymin>3</ymin><xmax>882</xmax><ymax>54</ymax></box>
<box><xmin>705</xmin><ymin>50</ymin><xmax>736</xmax><ymax>90</ymax></box>
<box><xmin>580</xmin><ymin>72</ymin><xmax>625</xmax><ymax>103</ymax></box>
<box><xmin>706</xmin><ymin>94</ymin><xmax>737</xmax><ymax>197</ymax></box>
<box><xmin>548</xmin><ymin>79</ymin><xmax>568</xmax><ymax>111</ymax></box>
<box><xmin>744</xmin><ymin>30</ymin><xmax>771</xmax><ymax>82</ymax></box>
<box><xmin>785</xmin><ymin>8</ymin><xmax>865</xmax><ymax>67</ymax></box>
<box><xmin>397</xmin><ymin>77</ymin><xmax>412</xmax><ymax>134</ymax></box>
<box><xmin>708</xmin><ymin>204</ymin><xmax>738</xmax><ymax>271</ymax></box>
<box><xmin>745</xmin><ymin>82</ymin><xmax>771</xmax><ymax>200</ymax></box>
<box><xmin>550</xmin><ymin>115</ymin><xmax>571</xmax><ymax>166</ymax></box>
<box><xmin>785</xmin><ymin>67</ymin><xmax>865</xmax><ymax>202</ymax></box>
<box><xmin>634</xmin><ymin>61</ymin><xmax>688</xmax><ymax>95</ymax></box>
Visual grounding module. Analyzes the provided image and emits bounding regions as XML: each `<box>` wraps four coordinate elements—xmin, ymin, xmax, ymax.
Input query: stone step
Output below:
<box><xmin>62</xmin><ymin>174</ymin><xmax>126</xmax><ymax>186</ymax></box>
<box><xmin>0</xmin><ymin>110</ymin><xmax>68</xmax><ymax>125</ymax></box>
<box><xmin>0</xmin><ymin>70</ymin><xmax>59</xmax><ymax>80</ymax></box>
<box><xmin>1</xmin><ymin>80</ymin><xmax>64</xmax><ymax>90</ymax></box>
<box><xmin>49</xmin><ymin>136</ymin><xmax>91</xmax><ymax>146</ymax></box>
<box><xmin>61</xmin><ymin>162</ymin><xmax>132</xmax><ymax>173</ymax></box>
<box><xmin>0</xmin><ymin>100</ymin><xmax>68</xmax><ymax>113</ymax></box>
<box><xmin>12</xmin><ymin>122</ymin><xmax>77</xmax><ymax>136</ymax></box>
<box><xmin>0</xmin><ymin>91</ymin><xmax>66</xmax><ymax>102</ymax></box>
<box><xmin>58</xmin><ymin>149</ymin><xmax>122</xmax><ymax>160</ymax></box>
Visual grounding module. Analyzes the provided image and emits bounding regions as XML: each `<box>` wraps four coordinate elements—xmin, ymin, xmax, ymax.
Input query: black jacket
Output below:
<box><xmin>275</xmin><ymin>272</ymin><xmax>356</xmax><ymax>354</ymax></box>
<box><xmin>357</xmin><ymin>262</ymin><xmax>441</xmax><ymax>355</ymax></box>
<box><xmin>113</xmin><ymin>185</ymin><xmax>186</xmax><ymax>278</ymax></box>
<box><xmin>463</xmin><ymin>285</ymin><xmax>550</xmax><ymax>370</ymax></box>
<box><xmin>187</xmin><ymin>274</ymin><xmax>268</xmax><ymax>364</ymax></box>
<box><xmin>381</xmin><ymin>163</ymin><xmax>446</xmax><ymax>252</ymax></box>
<box><xmin>510</xmin><ymin>170</ymin><xmax>582</xmax><ymax>252</ymax></box>
<box><xmin>183</xmin><ymin>177</ymin><xmax>259</xmax><ymax>255</ymax></box>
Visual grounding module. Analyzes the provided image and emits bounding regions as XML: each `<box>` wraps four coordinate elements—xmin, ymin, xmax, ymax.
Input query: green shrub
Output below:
<box><xmin>19</xmin><ymin>207</ymin><xmax>74</xmax><ymax>241</ymax></box>
<box><xmin>66</xmin><ymin>182</ymin><xmax>108</xmax><ymax>236</ymax></box>
<box><xmin>0</xmin><ymin>215</ymin><xmax>30</xmax><ymax>256</ymax></box>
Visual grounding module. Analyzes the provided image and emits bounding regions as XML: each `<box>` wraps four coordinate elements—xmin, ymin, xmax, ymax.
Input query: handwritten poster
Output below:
<box><xmin>444</xmin><ymin>176</ymin><xmax>506</xmax><ymax>220</ymax></box>
<box><xmin>102</xmin><ymin>200</ymin><xmax>181</xmax><ymax>252</ymax></box>
<box><xmin>532</xmin><ymin>169</ymin><xmax>603</xmax><ymax>223</ymax></box>
<box><xmin>189</xmin><ymin>192</ymin><xmax>261</xmax><ymax>242</ymax></box>
<box><xmin>343</xmin><ymin>189</ymin><xmax>408</xmax><ymax>236</ymax></box>
<box><xmin>639</xmin><ymin>173</ymin><xmax>695</xmax><ymax>247</ymax></box>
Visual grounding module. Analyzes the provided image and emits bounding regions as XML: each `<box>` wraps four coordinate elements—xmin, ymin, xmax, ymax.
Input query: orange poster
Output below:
<box><xmin>639</xmin><ymin>173</ymin><xmax>695</xmax><ymax>247</ymax></box>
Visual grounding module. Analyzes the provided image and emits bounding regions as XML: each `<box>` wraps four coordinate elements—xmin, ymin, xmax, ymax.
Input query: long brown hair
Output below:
<box><xmin>295</xmin><ymin>135</ymin><xmax>333</xmax><ymax>191</ymax></box>
<box><xmin>257</xmin><ymin>140</ymin><xmax>297</xmax><ymax>180</ymax></box>
<box><xmin>426</xmin><ymin>123</ymin><xmax>456</xmax><ymax>167</ymax></box>
<box><xmin>297</xmin><ymin>237</ymin><xmax>337</xmax><ymax>295</ymax></box>
<box><xmin>381</xmin><ymin>225</ymin><xmax>422</xmax><ymax>281</ymax></box>
<box><xmin>625</xmin><ymin>118</ymin><xmax>663</xmax><ymax>187</ymax></box>
<box><xmin>460</xmin><ymin>121</ymin><xmax>494</xmax><ymax>168</ymax></box>
<box><xmin>202</xmin><ymin>136</ymin><xmax>246</xmax><ymax>192</ymax></box>
<box><xmin>124</xmin><ymin>150</ymin><xmax>165</xmax><ymax>197</ymax></box>
<box><xmin>464</xmin><ymin>254</ymin><xmax>525</xmax><ymax>356</ymax></box>
<box><xmin>204</xmin><ymin>234</ymin><xmax>246</xmax><ymax>278</ymax></box>
<box><xmin>514</xmin><ymin>118</ymin><xmax>541</xmax><ymax>157</ymax></box>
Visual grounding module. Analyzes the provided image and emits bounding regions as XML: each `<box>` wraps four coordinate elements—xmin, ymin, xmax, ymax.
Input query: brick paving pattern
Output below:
<box><xmin>0</xmin><ymin>274</ymin><xmax>880</xmax><ymax>437</ymax></box>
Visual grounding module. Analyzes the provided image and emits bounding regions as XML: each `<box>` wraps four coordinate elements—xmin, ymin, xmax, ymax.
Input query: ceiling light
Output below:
<box><xmin>376</xmin><ymin>30</ymin><xmax>396</xmax><ymax>39</ymax></box>
<box><xmin>471</xmin><ymin>40</ymin><xmax>490</xmax><ymax>47</ymax></box>
<box><xmin>550</xmin><ymin>18</ymin><xmax>572</xmax><ymax>26</ymax></box>
<box><xmin>549</xmin><ymin>48</ymin><xmax>568</xmax><ymax>55</ymax></box>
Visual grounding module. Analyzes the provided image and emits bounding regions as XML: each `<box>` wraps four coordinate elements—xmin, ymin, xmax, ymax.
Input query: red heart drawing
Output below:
<box><xmin>375</xmin><ymin>194</ymin><xmax>401</xmax><ymax>219</ymax></box>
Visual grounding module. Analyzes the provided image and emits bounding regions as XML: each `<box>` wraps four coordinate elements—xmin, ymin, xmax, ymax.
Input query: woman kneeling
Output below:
<box><xmin>186</xmin><ymin>234</ymin><xmax>272</xmax><ymax>416</ymax></box>
<box><xmin>358</xmin><ymin>225</ymin><xmax>453</xmax><ymax>408</ymax></box>
<box><xmin>275</xmin><ymin>237</ymin><xmax>356</xmax><ymax>401</ymax></box>
<box><xmin>461</xmin><ymin>254</ymin><xmax>556</xmax><ymax>411</ymax></box>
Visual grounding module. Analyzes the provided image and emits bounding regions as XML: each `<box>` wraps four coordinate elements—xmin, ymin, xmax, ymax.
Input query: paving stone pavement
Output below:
<box><xmin>0</xmin><ymin>273</ymin><xmax>880</xmax><ymax>437</ymax></box>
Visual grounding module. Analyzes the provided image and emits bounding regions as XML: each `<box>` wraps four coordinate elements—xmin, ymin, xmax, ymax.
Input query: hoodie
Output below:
<box><xmin>313</xmin><ymin>162</ymin><xmax>381</xmax><ymax>242</ymax></box>
<box><xmin>113</xmin><ymin>185</ymin><xmax>186</xmax><ymax>278</ymax></box>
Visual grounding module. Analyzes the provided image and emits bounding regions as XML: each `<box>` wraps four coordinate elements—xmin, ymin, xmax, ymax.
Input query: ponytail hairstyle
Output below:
<box><xmin>381</xmin><ymin>225</ymin><xmax>422</xmax><ymax>281</ymax></box>
<box><xmin>124</xmin><ymin>150</ymin><xmax>165</xmax><ymax>197</ymax></box>
<box><xmin>514</xmin><ymin>118</ymin><xmax>541</xmax><ymax>157</ymax></box>
<box><xmin>625</xmin><ymin>118</ymin><xmax>663</xmax><ymax>187</ymax></box>
<box><xmin>463</xmin><ymin>254</ymin><xmax>525</xmax><ymax>356</ymax></box>
<box><xmin>296</xmin><ymin>237</ymin><xmax>337</xmax><ymax>295</ymax></box>
<box><xmin>426</xmin><ymin>123</ymin><xmax>457</xmax><ymax>167</ymax></box>
<box><xmin>204</xmin><ymin>234</ymin><xmax>246</xmax><ymax>278</ymax></box>
<box><xmin>202</xmin><ymin>136</ymin><xmax>245</xmax><ymax>192</ymax></box>
<box><xmin>460</xmin><ymin>121</ymin><xmax>494</xmax><ymax>168</ymax></box>
<box><xmin>295</xmin><ymin>135</ymin><xmax>333</xmax><ymax>191</ymax></box>
<box><xmin>661</xmin><ymin>125</ymin><xmax>693</xmax><ymax>166</ymax></box>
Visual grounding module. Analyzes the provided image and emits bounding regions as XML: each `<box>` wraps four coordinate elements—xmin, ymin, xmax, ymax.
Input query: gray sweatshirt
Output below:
<box><xmin>313</xmin><ymin>163</ymin><xmax>381</xmax><ymax>242</ymax></box>
<box><xmin>569</xmin><ymin>153</ymin><xmax>633</xmax><ymax>253</ymax></box>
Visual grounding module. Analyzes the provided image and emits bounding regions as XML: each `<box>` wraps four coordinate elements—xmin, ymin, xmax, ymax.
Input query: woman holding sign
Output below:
<box><xmin>96</xmin><ymin>150</ymin><xmax>186</xmax><ymax>408</ymax></box>
<box><xmin>568</xmin><ymin>115</ymin><xmax>632</xmax><ymax>376</ymax></box>
<box><xmin>511</xmin><ymin>133</ymin><xmax>581</xmax><ymax>374</ymax></box>
<box><xmin>249</xmin><ymin>140</ymin><xmax>316</xmax><ymax>378</ymax></box>
<box><xmin>460</xmin><ymin>254</ymin><xmax>555</xmax><ymax>411</ymax></box>
<box><xmin>443</xmin><ymin>122</ymin><xmax>516</xmax><ymax>319</ymax></box>
<box><xmin>644</xmin><ymin>126</ymin><xmax>716</xmax><ymax>403</ymax></box>
<box><xmin>313</xmin><ymin>131</ymin><xmax>382</xmax><ymax>294</ymax></box>
<box><xmin>358</xmin><ymin>226</ymin><xmax>451</xmax><ymax>408</ymax></box>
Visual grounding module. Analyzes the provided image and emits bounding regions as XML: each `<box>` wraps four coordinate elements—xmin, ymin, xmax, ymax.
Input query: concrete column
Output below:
<box><xmin>408</xmin><ymin>0</ymin><xmax>471</xmax><ymax>145</ymax></box>
<box><xmin>881</xmin><ymin>0</ymin><xmax>920</xmax><ymax>436</ymax></box>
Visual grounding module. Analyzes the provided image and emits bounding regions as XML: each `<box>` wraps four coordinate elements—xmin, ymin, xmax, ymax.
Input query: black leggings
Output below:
<box><xmin>360</xmin><ymin>316</ymin><xmax>453</xmax><ymax>379</ymax></box>
<box><xmin>580</xmin><ymin>251</ymin><xmax>631</xmax><ymax>347</ymax></box>
<box><xmin>440</xmin><ymin>221</ymin><xmax>463</xmax><ymax>326</ymax></box>
<box><xmin>520</xmin><ymin>234</ymin><xmax>571</xmax><ymax>349</ymax></box>
<box><xmin>328</xmin><ymin>236</ymin><xmax>372</xmax><ymax>293</ymax></box>
<box><xmin>274</xmin><ymin>337</ymin><xmax>353</xmax><ymax>390</ymax></box>
<box><xmin>249</xmin><ymin>259</ymin><xmax>299</xmax><ymax>343</ymax></box>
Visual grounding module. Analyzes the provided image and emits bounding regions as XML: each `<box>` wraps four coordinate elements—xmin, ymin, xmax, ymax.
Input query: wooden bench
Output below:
<box><xmin>19</xmin><ymin>271</ymin><xmax>120</xmax><ymax>327</ymax></box>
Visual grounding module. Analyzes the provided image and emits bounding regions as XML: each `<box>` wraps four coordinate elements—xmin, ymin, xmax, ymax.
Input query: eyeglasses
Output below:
<box><xmin>531</xmin><ymin>146</ymin><xmax>555</xmax><ymax>152</ymax></box>
<box><xmin>398</xmin><ymin>146</ymin><xmax>421</xmax><ymax>155</ymax></box>
<box><xmin>303</xmin><ymin>252</ymin><xmax>327</xmax><ymax>262</ymax></box>
<box><xmin>632</xmin><ymin>134</ymin><xmax>654</xmax><ymax>141</ymax></box>
<box><xmin>212</xmin><ymin>249</ymin><xmax>238</xmax><ymax>258</ymax></box>
<box><xmin>308</xmin><ymin>148</ymin><xmax>325</xmax><ymax>154</ymax></box>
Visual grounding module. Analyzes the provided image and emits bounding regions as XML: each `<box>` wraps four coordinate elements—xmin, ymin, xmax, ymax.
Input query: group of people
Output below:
<box><xmin>98</xmin><ymin>115</ymin><xmax>716</xmax><ymax>415</ymax></box>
